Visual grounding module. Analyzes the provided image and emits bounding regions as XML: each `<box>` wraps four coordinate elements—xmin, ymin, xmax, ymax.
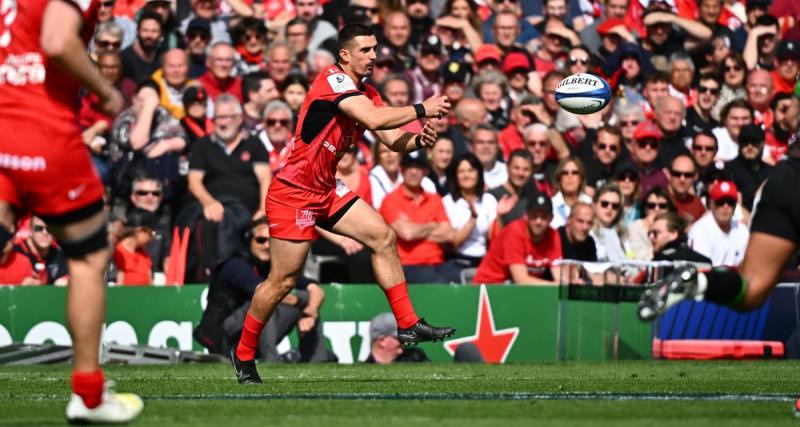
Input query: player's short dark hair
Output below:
<box><xmin>338</xmin><ymin>23</ymin><xmax>375</xmax><ymax>52</ymax></box>
<box><xmin>755</xmin><ymin>15</ymin><xmax>779</xmax><ymax>29</ymax></box>
<box><xmin>231</xmin><ymin>16</ymin><xmax>267</xmax><ymax>44</ymax></box>
<box><xmin>241</xmin><ymin>71</ymin><xmax>271</xmax><ymax>104</ymax></box>
<box><xmin>137</xmin><ymin>10</ymin><xmax>163</xmax><ymax>29</ymax></box>
<box><xmin>508</xmin><ymin>149</ymin><xmax>533</xmax><ymax>166</ymax></box>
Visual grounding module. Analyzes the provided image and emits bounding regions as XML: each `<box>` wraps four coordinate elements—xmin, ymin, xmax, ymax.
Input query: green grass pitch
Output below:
<box><xmin>1</xmin><ymin>361</ymin><xmax>799</xmax><ymax>426</ymax></box>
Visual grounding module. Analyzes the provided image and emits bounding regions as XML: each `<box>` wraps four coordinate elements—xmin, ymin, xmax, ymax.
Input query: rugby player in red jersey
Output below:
<box><xmin>230</xmin><ymin>23</ymin><xmax>455</xmax><ymax>383</ymax></box>
<box><xmin>0</xmin><ymin>0</ymin><xmax>142</xmax><ymax>423</ymax></box>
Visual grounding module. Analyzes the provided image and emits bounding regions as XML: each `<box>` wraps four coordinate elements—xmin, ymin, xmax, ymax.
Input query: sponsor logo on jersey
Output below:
<box><xmin>0</xmin><ymin>53</ymin><xmax>46</xmax><ymax>86</ymax></box>
<box><xmin>0</xmin><ymin>152</ymin><xmax>46</xmax><ymax>171</ymax></box>
<box><xmin>295</xmin><ymin>209</ymin><xmax>316</xmax><ymax>229</ymax></box>
<box><xmin>326</xmin><ymin>72</ymin><xmax>356</xmax><ymax>93</ymax></box>
<box><xmin>335</xmin><ymin>179</ymin><xmax>351</xmax><ymax>197</ymax></box>
<box><xmin>240</xmin><ymin>150</ymin><xmax>251</xmax><ymax>162</ymax></box>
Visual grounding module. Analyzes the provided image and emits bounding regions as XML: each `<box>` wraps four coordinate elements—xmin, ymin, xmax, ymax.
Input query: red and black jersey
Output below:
<box><xmin>277</xmin><ymin>64</ymin><xmax>384</xmax><ymax>194</ymax></box>
<box><xmin>0</xmin><ymin>0</ymin><xmax>100</xmax><ymax>126</ymax></box>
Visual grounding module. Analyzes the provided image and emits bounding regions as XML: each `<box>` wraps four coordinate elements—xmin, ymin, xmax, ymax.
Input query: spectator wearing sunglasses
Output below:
<box><xmin>96</xmin><ymin>1</ymin><xmax>137</xmax><ymax>51</ymax></box>
<box><xmin>256</xmin><ymin>101</ymin><xmax>294</xmax><ymax>172</ymax></box>
<box><xmin>685</xmin><ymin>74</ymin><xmax>721</xmax><ymax>136</ymax></box>
<box><xmin>724</xmin><ymin>124</ymin><xmax>773</xmax><ymax>211</ymax></box>
<box><xmin>129</xmin><ymin>175</ymin><xmax>172</xmax><ymax>275</ymax></box>
<box><xmin>765</xmin><ymin>93</ymin><xmax>799</xmax><ymax>164</ymax></box>
<box><xmin>688</xmin><ymin>130</ymin><xmax>720</xmax><ymax>185</ymax></box>
<box><xmin>184</xmin><ymin>18</ymin><xmax>212</xmax><ymax>78</ymax></box>
<box><xmin>627</xmin><ymin>187</ymin><xmax>677</xmax><ymax>261</ymax></box>
<box><xmin>743</xmin><ymin>15</ymin><xmax>779</xmax><ymax>71</ymax></box>
<box><xmin>666</xmin><ymin>154</ymin><xmax>705</xmax><ymax>224</ymax></box>
<box><xmin>612</xmin><ymin>161</ymin><xmax>641</xmax><ymax>228</ymax></box>
<box><xmin>630</xmin><ymin>121</ymin><xmax>668</xmax><ymax>199</ymax></box>
<box><xmin>649</xmin><ymin>211</ymin><xmax>710</xmax><ymax>264</ymax></box>
<box><xmin>582</xmin><ymin>125</ymin><xmax>624</xmax><ymax>191</ymax></box>
<box><xmin>591</xmin><ymin>183</ymin><xmax>630</xmax><ymax>262</ymax></box>
<box><xmin>688</xmin><ymin>180</ymin><xmax>749</xmax><ymax>267</ymax></box>
<box><xmin>180</xmin><ymin>0</ymin><xmax>232</xmax><ymax>45</ymax></box>
<box><xmin>712</xmin><ymin>52</ymin><xmax>747</xmax><ymax>121</ymax></box>
<box><xmin>16</xmin><ymin>217</ymin><xmax>68</xmax><ymax>285</ymax></box>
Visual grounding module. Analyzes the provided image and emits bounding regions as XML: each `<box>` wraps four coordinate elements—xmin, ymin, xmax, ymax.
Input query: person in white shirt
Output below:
<box><xmin>551</xmin><ymin>156</ymin><xmax>592</xmax><ymax>229</ymax></box>
<box><xmin>688</xmin><ymin>180</ymin><xmax>750</xmax><ymax>267</ymax></box>
<box><xmin>711</xmin><ymin>99</ymin><xmax>754</xmax><ymax>161</ymax></box>
<box><xmin>370</xmin><ymin>142</ymin><xmax>435</xmax><ymax>209</ymax></box>
<box><xmin>469</xmin><ymin>123</ymin><xmax>507</xmax><ymax>190</ymax></box>
<box><xmin>443</xmin><ymin>153</ymin><xmax>498</xmax><ymax>268</ymax></box>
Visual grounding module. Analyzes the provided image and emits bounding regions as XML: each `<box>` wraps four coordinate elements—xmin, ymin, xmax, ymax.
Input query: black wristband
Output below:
<box><xmin>414</xmin><ymin>135</ymin><xmax>423</xmax><ymax>150</ymax></box>
<box><xmin>413</xmin><ymin>103</ymin><xmax>426</xmax><ymax>119</ymax></box>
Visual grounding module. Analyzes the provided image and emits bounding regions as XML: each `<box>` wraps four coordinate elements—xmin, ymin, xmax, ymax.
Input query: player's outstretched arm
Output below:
<box><xmin>41</xmin><ymin>1</ymin><xmax>122</xmax><ymax>116</ymax></box>
<box><xmin>376</xmin><ymin>121</ymin><xmax>438</xmax><ymax>153</ymax></box>
<box><xmin>339</xmin><ymin>94</ymin><xmax>450</xmax><ymax>131</ymax></box>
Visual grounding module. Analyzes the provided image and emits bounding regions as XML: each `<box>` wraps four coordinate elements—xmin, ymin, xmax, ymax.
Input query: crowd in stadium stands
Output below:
<box><xmin>1</xmin><ymin>0</ymin><xmax>799</xmax><ymax>288</ymax></box>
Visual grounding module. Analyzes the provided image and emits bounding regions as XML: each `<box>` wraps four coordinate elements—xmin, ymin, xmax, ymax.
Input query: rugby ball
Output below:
<box><xmin>555</xmin><ymin>73</ymin><xmax>612</xmax><ymax>115</ymax></box>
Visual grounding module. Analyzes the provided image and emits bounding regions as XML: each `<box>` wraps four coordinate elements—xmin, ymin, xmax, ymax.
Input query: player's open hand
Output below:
<box><xmin>418</xmin><ymin>122</ymin><xmax>437</xmax><ymax>148</ymax></box>
<box><xmin>99</xmin><ymin>88</ymin><xmax>124</xmax><ymax>117</ymax></box>
<box><xmin>422</xmin><ymin>95</ymin><xmax>451</xmax><ymax>118</ymax></box>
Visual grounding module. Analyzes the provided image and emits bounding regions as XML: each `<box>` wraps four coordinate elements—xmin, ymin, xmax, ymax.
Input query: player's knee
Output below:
<box><xmin>739</xmin><ymin>286</ymin><xmax>770</xmax><ymax>311</ymax></box>
<box><xmin>276</xmin><ymin>275</ymin><xmax>298</xmax><ymax>294</ymax></box>
<box><xmin>58</xmin><ymin>222</ymin><xmax>109</xmax><ymax>260</ymax></box>
<box><xmin>372</xmin><ymin>227</ymin><xmax>397</xmax><ymax>254</ymax></box>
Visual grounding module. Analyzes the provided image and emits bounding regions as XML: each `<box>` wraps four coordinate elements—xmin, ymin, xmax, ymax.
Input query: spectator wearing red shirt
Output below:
<box><xmin>498</xmin><ymin>96</ymin><xmax>538</xmax><ymax>161</ymax></box>
<box><xmin>113</xmin><ymin>208</ymin><xmax>157</xmax><ymax>286</ymax></box>
<box><xmin>666</xmin><ymin>154</ymin><xmax>706</xmax><ymax>224</ymax></box>
<box><xmin>379</xmin><ymin>153</ymin><xmax>456</xmax><ymax>284</ymax></box>
<box><xmin>0</xmin><ymin>225</ymin><xmax>36</xmax><ymax>286</ymax></box>
<box><xmin>16</xmin><ymin>217</ymin><xmax>68</xmax><ymax>285</ymax></box>
<box><xmin>198</xmin><ymin>43</ymin><xmax>243</xmax><ymax>104</ymax></box>
<box><xmin>473</xmin><ymin>194</ymin><xmax>563</xmax><ymax>285</ymax></box>
<box><xmin>765</xmin><ymin>93</ymin><xmax>799</xmax><ymax>164</ymax></box>
<box><xmin>771</xmin><ymin>40</ymin><xmax>800</xmax><ymax>95</ymax></box>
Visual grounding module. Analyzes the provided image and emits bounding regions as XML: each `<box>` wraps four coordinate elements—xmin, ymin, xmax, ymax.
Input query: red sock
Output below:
<box><xmin>236</xmin><ymin>313</ymin><xmax>266</xmax><ymax>361</ymax></box>
<box><xmin>71</xmin><ymin>369</ymin><xmax>104</xmax><ymax>409</ymax></box>
<box><xmin>384</xmin><ymin>281</ymin><xmax>419</xmax><ymax>329</ymax></box>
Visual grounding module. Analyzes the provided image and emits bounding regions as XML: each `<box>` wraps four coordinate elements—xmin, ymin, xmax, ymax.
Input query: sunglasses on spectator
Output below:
<box><xmin>527</xmin><ymin>140</ymin><xmax>549</xmax><ymax>148</ymax></box>
<box><xmin>621</xmin><ymin>120</ymin><xmax>640</xmax><ymax>127</ymax></box>
<box><xmin>266</xmin><ymin>118</ymin><xmax>290</xmax><ymax>127</ymax></box>
<box><xmin>698</xmin><ymin>86</ymin><xmax>720</xmax><ymax>95</ymax></box>
<box><xmin>599</xmin><ymin>200</ymin><xmax>621</xmax><ymax>210</ymax></box>
<box><xmin>187</xmin><ymin>31</ymin><xmax>211</xmax><ymax>41</ymax></box>
<box><xmin>100</xmin><ymin>1</ymin><xmax>114</xmax><ymax>7</ymax></box>
<box><xmin>724</xmin><ymin>64</ymin><xmax>743</xmax><ymax>72</ymax></box>
<box><xmin>96</xmin><ymin>39</ymin><xmax>121</xmax><ymax>49</ymax></box>
<box><xmin>407</xmin><ymin>0</ymin><xmax>428</xmax><ymax>4</ymax></box>
<box><xmin>134</xmin><ymin>190</ymin><xmax>162</xmax><ymax>197</ymax></box>
<box><xmin>616</xmin><ymin>172</ymin><xmax>638</xmax><ymax>182</ymax></box>
<box><xmin>32</xmin><ymin>225</ymin><xmax>48</xmax><ymax>234</ymax></box>
<box><xmin>740</xmin><ymin>139</ymin><xmax>763</xmax><ymax>147</ymax></box>
<box><xmin>692</xmin><ymin>144</ymin><xmax>715</xmax><ymax>152</ymax></box>
<box><xmin>560</xmin><ymin>169</ymin><xmax>580</xmax><ymax>177</ymax></box>
<box><xmin>254</xmin><ymin>236</ymin><xmax>269</xmax><ymax>244</ymax></box>
<box><xmin>637</xmin><ymin>139</ymin><xmax>659</xmax><ymax>149</ymax></box>
<box><xmin>597</xmin><ymin>143</ymin><xmax>618</xmax><ymax>152</ymax></box>
<box><xmin>715</xmin><ymin>198</ymin><xmax>737</xmax><ymax>207</ymax></box>
<box><xmin>569</xmin><ymin>56</ymin><xmax>589</xmax><ymax>65</ymax></box>
<box><xmin>646</xmin><ymin>202</ymin><xmax>668</xmax><ymax>210</ymax></box>
<box><xmin>354</xmin><ymin>5</ymin><xmax>379</xmax><ymax>14</ymax></box>
<box><xmin>670</xmin><ymin>169</ymin><xmax>696</xmax><ymax>179</ymax></box>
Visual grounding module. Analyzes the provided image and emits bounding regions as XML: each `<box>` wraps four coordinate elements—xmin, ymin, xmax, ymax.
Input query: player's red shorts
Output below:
<box><xmin>266</xmin><ymin>178</ymin><xmax>358</xmax><ymax>240</ymax></box>
<box><xmin>0</xmin><ymin>121</ymin><xmax>105</xmax><ymax>219</ymax></box>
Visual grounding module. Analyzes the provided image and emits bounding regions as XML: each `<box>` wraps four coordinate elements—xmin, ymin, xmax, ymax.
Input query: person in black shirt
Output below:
<box><xmin>188</xmin><ymin>94</ymin><xmax>271</xmax><ymax>218</ymax></box>
<box><xmin>120</xmin><ymin>10</ymin><xmax>163</xmax><ymax>81</ymax></box>
<box><xmin>685</xmin><ymin>74</ymin><xmax>721</xmax><ymax>136</ymax></box>
<box><xmin>649</xmin><ymin>211</ymin><xmax>710</xmax><ymax>263</ymax></box>
<box><xmin>558</xmin><ymin>203</ymin><xmax>597</xmax><ymax>262</ymax></box>
<box><xmin>724</xmin><ymin>124</ymin><xmax>773</xmax><ymax>211</ymax></box>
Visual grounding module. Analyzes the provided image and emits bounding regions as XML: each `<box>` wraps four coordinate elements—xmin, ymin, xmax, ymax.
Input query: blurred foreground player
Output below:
<box><xmin>231</xmin><ymin>23</ymin><xmax>455</xmax><ymax>384</ymax></box>
<box><xmin>639</xmin><ymin>132</ymin><xmax>800</xmax><ymax>320</ymax></box>
<box><xmin>0</xmin><ymin>0</ymin><xmax>142</xmax><ymax>423</ymax></box>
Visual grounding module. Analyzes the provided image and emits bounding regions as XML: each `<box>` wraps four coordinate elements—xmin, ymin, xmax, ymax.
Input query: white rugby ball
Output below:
<box><xmin>555</xmin><ymin>73</ymin><xmax>612</xmax><ymax>115</ymax></box>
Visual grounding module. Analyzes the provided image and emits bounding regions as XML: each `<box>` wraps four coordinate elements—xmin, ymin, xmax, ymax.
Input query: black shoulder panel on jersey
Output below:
<box><xmin>301</xmin><ymin>99</ymin><xmax>337</xmax><ymax>144</ymax></box>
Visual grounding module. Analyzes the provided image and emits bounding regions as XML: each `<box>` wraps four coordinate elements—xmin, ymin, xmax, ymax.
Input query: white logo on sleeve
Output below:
<box><xmin>327</xmin><ymin>73</ymin><xmax>357</xmax><ymax>93</ymax></box>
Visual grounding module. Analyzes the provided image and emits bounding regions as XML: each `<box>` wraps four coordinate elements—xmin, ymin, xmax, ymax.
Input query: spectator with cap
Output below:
<box><xmin>110</xmin><ymin>79</ymin><xmax>187</xmax><ymax>206</ymax></box>
<box><xmin>443</xmin><ymin>152</ymin><xmax>498</xmax><ymax>270</ymax></box>
<box><xmin>612</xmin><ymin>161</ymin><xmax>642</xmax><ymax>227</ymax></box>
<box><xmin>241</xmin><ymin>72</ymin><xmax>279</xmax><ymax>131</ymax></box>
<box><xmin>180</xmin><ymin>86</ymin><xmax>212</xmax><ymax>148</ymax></box>
<box><xmin>199</xmin><ymin>42</ymin><xmax>243</xmax><ymax>103</ymax></box>
<box><xmin>473</xmin><ymin>44</ymin><xmax>503</xmax><ymax>75</ymax></box>
<box><xmin>593</xmin><ymin>18</ymin><xmax>636</xmax><ymax>62</ymax></box>
<box><xmin>368</xmin><ymin>45</ymin><xmax>400</xmax><ymax>87</ymax></box>
<box><xmin>151</xmin><ymin>49</ymin><xmax>195</xmax><ymax>120</ymax></box>
<box><xmin>650</xmin><ymin>211</ymin><xmax>711</xmax><ymax>264</ymax></box>
<box><xmin>641</xmin><ymin>2</ymin><xmax>712</xmax><ymax>71</ymax></box>
<box><xmin>230</xmin><ymin>17</ymin><xmax>268</xmax><ymax>77</ymax></box>
<box><xmin>772</xmin><ymin>40</ymin><xmax>800</xmax><ymax>95</ymax></box>
<box><xmin>114</xmin><ymin>208</ymin><xmax>158</xmax><ymax>286</ymax></box>
<box><xmin>120</xmin><ymin>10</ymin><xmax>164</xmax><ymax>80</ymax></box>
<box><xmin>745</xmin><ymin>69</ymin><xmax>775</xmax><ymax>128</ymax></box>
<box><xmin>406</xmin><ymin>0</ymin><xmax>435</xmax><ymax>47</ymax></box>
<box><xmin>666</xmin><ymin>154</ymin><xmax>706</xmax><ymax>224</ymax></box>
<box><xmin>685</xmin><ymin>73</ymin><xmax>722</xmax><ymax>136</ymax></box>
<box><xmin>379</xmin><ymin>153</ymin><xmax>456</xmax><ymax>284</ymax></box>
<box><xmin>364</xmin><ymin>313</ymin><xmax>429</xmax><ymax>363</ymax></box>
<box><xmin>369</xmin><ymin>142</ymin><xmax>437</xmax><ymax>210</ymax></box>
<box><xmin>534</xmin><ymin>18</ymin><xmax>577</xmax><ymax>77</ymax></box>
<box><xmin>406</xmin><ymin>34</ymin><xmax>444</xmax><ymax>105</ymax></box>
<box><xmin>559</xmin><ymin>202</ymin><xmax>597</xmax><ymax>262</ymax></box>
<box><xmin>128</xmin><ymin>175</ymin><xmax>171</xmax><ymax>275</ymax></box>
<box><xmin>631</xmin><ymin>121</ymin><xmax>668</xmax><ymax>198</ymax></box>
<box><xmin>441</xmin><ymin>60</ymin><xmax>471</xmax><ymax>106</ymax></box>
<box><xmin>502</xmin><ymin>51</ymin><xmax>533</xmax><ymax>105</ymax></box>
<box><xmin>0</xmin><ymin>222</ymin><xmax>36</xmax><ymax>286</ymax></box>
<box><xmin>724</xmin><ymin>124</ymin><xmax>773</xmax><ymax>211</ymax></box>
<box><xmin>743</xmin><ymin>15</ymin><xmax>780</xmax><ymax>71</ymax></box>
<box><xmin>579</xmin><ymin>0</ymin><xmax>629</xmax><ymax>55</ymax></box>
<box><xmin>180</xmin><ymin>0</ymin><xmax>232</xmax><ymax>45</ymax></box>
<box><xmin>16</xmin><ymin>216</ymin><xmax>68</xmax><ymax>285</ymax></box>
<box><xmin>473</xmin><ymin>193</ymin><xmax>563</xmax><ymax>285</ymax></box>
<box><xmin>765</xmin><ymin>92</ymin><xmax>799</xmax><ymax>164</ymax></box>
<box><xmin>688</xmin><ymin>180</ymin><xmax>749</xmax><ymax>267</ymax></box>
<box><xmin>184</xmin><ymin>17</ymin><xmax>212</xmax><ymax>78</ymax></box>
<box><xmin>712</xmin><ymin>99</ymin><xmax>754</xmax><ymax>161</ymax></box>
